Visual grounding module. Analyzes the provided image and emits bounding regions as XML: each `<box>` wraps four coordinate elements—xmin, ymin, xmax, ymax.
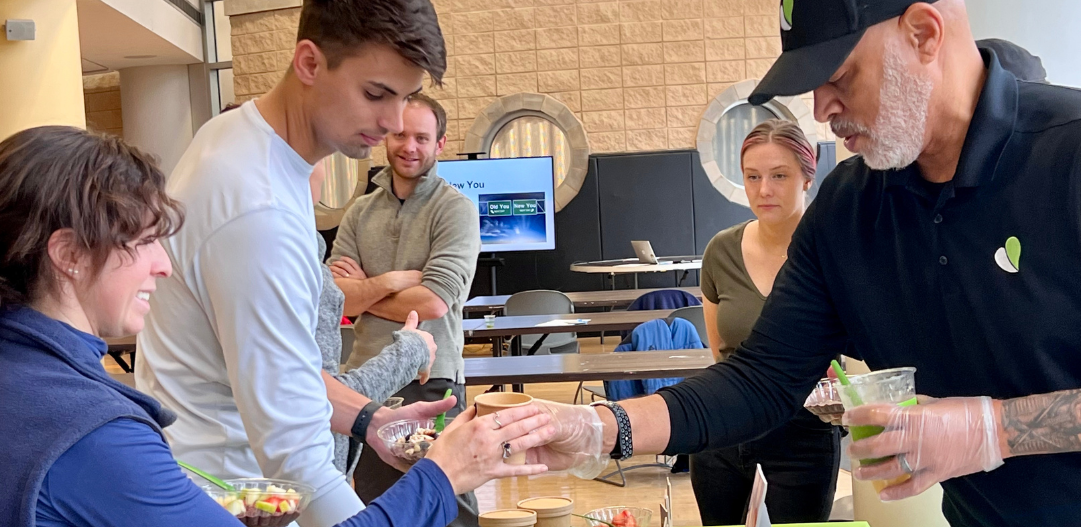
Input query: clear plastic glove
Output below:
<box><xmin>844</xmin><ymin>396</ymin><xmax>1005</xmax><ymax>501</ymax></box>
<box><xmin>526</xmin><ymin>399</ymin><xmax>608</xmax><ymax>479</ymax></box>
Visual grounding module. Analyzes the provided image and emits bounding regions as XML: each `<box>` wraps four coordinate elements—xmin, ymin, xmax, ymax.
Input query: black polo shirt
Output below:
<box><xmin>661</xmin><ymin>51</ymin><xmax>1081</xmax><ymax>527</ymax></box>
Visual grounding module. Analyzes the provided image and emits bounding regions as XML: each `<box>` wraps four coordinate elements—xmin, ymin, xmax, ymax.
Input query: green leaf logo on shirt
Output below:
<box><xmin>994</xmin><ymin>236</ymin><xmax>1021</xmax><ymax>273</ymax></box>
<box><xmin>780</xmin><ymin>0</ymin><xmax>794</xmax><ymax>31</ymax></box>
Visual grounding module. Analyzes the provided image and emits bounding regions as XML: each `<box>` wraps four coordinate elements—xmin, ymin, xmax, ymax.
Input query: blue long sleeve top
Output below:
<box><xmin>37</xmin><ymin>417</ymin><xmax>457</xmax><ymax>527</ymax></box>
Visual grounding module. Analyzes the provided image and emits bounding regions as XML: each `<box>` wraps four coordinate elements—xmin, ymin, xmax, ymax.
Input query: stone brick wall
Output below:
<box><xmin>229</xmin><ymin>0</ymin><xmax>828</xmax><ymax>163</ymax></box>
<box><xmin>83</xmin><ymin>72</ymin><xmax>123</xmax><ymax>137</ymax></box>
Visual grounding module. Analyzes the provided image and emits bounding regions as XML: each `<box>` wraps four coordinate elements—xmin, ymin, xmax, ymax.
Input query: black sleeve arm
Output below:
<box><xmin>658</xmin><ymin>200</ymin><xmax>850</xmax><ymax>455</ymax></box>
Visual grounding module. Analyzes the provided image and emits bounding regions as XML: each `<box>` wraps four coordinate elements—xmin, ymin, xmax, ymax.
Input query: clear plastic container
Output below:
<box><xmin>202</xmin><ymin>478</ymin><xmax>314</xmax><ymax>527</ymax></box>
<box><xmin>804</xmin><ymin>377</ymin><xmax>843</xmax><ymax>419</ymax></box>
<box><xmin>376</xmin><ymin>418</ymin><xmax>443</xmax><ymax>464</ymax></box>
<box><xmin>583</xmin><ymin>506</ymin><xmax>653</xmax><ymax>527</ymax></box>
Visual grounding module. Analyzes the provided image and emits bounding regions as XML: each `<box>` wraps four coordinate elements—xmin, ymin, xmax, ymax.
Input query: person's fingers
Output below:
<box><xmin>339</xmin><ymin>256</ymin><xmax>359</xmax><ymax>267</ymax></box>
<box><xmin>853</xmin><ymin>455</ymin><xmax>909</xmax><ymax>482</ymax></box>
<box><xmin>842</xmin><ymin>403</ymin><xmax>901</xmax><ymax>428</ymax></box>
<box><xmin>879</xmin><ymin>470</ymin><xmax>937</xmax><ymax>502</ymax></box>
<box><xmin>418</xmin><ymin>370</ymin><xmax>430</xmax><ymax>384</ymax></box>
<box><xmin>495</xmin><ymin>413</ymin><xmax>552</xmax><ymax>441</ymax></box>
<box><xmin>486</xmin><ymin>403</ymin><xmax>543</xmax><ymax>428</ymax></box>
<box><xmin>402</xmin><ymin>397</ymin><xmax>457</xmax><ymax>419</ymax></box>
<box><xmin>404</xmin><ymin>310</ymin><xmax>419</xmax><ymax>330</ymax></box>
<box><xmin>848</xmin><ymin>429</ymin><xmax>907</xmax><ymax>460</ymax></box>
<box><xmin>490</xmin><ymin>463</ymin><xmax>549</xmax><ymax>480</ymax></box>
<box><xmin>505</xmin><ymin>423</ymin><xmax>557</xmax><ymax>452</ymax></box>
<box><xmin>915</xmin><ymin>394</ymin><xmax>938</xmax><ymax>405</ymax></box>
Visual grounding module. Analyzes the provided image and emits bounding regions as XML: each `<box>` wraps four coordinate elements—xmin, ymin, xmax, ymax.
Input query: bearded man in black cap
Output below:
<box><xmin>530</xmin><ymin>2</ymin><xmax>1081</xmax><ymax>525</ymax></box>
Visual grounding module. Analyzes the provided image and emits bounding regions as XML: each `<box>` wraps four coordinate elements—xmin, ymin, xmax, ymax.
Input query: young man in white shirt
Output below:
<box><xmin>135</xmin><ymin>2</ymin><xmax>452</xmax><ymax>526</ymax></box>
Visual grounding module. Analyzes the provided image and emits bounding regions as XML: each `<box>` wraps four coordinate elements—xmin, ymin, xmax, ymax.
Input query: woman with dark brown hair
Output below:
<box><xmin>0</xmin><ymin>126</ymin><xmax>553</xmax><ymax>527</ymax></box>
<box><xmin>690</xmin><ymin>120</ymin><xmax>841</xmax><ymax>524</ymax></box>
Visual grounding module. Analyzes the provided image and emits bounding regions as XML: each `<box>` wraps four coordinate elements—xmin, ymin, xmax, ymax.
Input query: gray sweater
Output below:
<box><xmin>315</xmin><ymin>236</ymin><xmax>427</xmax><ymax>476</ymax></box>
<box><xmin>331</xmin><ymin>165</ymin><xmax>481</xmax><ymax>383</ymax></box>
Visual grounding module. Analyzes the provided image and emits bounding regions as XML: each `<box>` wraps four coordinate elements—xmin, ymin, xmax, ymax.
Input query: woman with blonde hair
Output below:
<box><xmin>691</xmin><ymin>120</ymin><xmax>841</xmax><ymax>524</ymax></box>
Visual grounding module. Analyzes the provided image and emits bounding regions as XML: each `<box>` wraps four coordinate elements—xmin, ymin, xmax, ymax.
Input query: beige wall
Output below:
<box><xmin>229</xmin><ymin>0</ymin><xmax>828</xmax><ymax>165</ymax></box>
<box><xmin>83</xmin><ymin>72</ymin><xmax>123</xmax><ymax>137</ymax></box>
<box><xmin>0</xmin><ymin>0</ymin><xmax>85</xmax><ymax>140</ymax></box>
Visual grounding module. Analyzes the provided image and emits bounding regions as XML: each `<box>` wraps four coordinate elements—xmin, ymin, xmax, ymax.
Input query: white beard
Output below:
<box><xmin>832</xmin><ymin>41</ymin><xmax>934</xmax><ymax>170</ymax></box>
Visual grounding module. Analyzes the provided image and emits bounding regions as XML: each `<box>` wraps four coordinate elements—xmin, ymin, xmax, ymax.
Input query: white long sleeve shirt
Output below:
<box><xmin>135</xmin><ymin>101</ymin><xmax>364</xmax><ymax>526</ymax></box>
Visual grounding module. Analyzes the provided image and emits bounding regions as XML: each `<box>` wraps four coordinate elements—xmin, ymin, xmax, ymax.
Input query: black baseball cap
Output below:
<box><xmin>748</xmin><ymin>0</ymin><xmax>939</xmax><ymax>105</ymax></box>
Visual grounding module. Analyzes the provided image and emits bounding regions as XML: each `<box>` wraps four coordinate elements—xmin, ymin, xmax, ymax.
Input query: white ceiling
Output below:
<box><xmin>78</xmin><ymin>0</ymin><xmax>203</xmax><ymax>74</ymax></box>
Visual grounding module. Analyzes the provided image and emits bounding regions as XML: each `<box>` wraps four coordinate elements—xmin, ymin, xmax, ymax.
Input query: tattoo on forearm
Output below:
<box><xmin>1001</xmin><ymin>389</ymin><xmax>1081</xmax><ymax>456</ymax></box>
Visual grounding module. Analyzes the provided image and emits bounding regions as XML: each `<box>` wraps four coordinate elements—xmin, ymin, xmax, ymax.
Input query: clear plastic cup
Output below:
<box><xmin>837</xmin><ymin>367</ymin><xmax>918</xmax><ymax>493</ymax></box>
<box><xmin>484</xmin><ymin>314</ymin><xmax>496</xmax><ymax>328</ymax></box>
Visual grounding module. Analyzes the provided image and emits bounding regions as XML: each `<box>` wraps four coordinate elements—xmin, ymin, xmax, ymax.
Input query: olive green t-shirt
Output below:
<box><xmin>702</xmin><ymin>221</ymin><xmax>833</xmax><ymax>430</ymax></box>
<box><xmin>701</xmin><ymin>221</ymin><xmax>765</xmax><ymax>360</ymax></box>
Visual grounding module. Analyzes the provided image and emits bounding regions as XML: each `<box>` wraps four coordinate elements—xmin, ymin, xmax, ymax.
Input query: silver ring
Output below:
<box><xmin>493</xmin><ymin>412</ymin><xmax>503</xmax><ymax>429</ymax></box>
<box><xmin>897</xmin><ymin>453</ymin><xmax>914</xmax><ymax>474</ymax></box>
<box><xmin>502</xmin><ymin>441</ymin><xmax>512</xmax><ymax>459</ymax></box>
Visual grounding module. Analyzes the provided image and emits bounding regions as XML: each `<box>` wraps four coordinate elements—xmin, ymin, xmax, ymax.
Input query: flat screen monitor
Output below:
<box><xmin>437</xmin><ymin>157</ymin><xmax>556</xmax><ymax>252</ymax></box>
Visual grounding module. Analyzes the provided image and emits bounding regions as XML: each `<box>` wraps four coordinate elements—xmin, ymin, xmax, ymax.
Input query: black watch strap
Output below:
<box><xmin>350</xmin><ymin>401</ymin><xmax>384</xmax><ymax>444</ymax></box>
<box><xmin>593</xmin><ymin>400</ymin><xmax>633</xmax><ymax>460</ymax></box>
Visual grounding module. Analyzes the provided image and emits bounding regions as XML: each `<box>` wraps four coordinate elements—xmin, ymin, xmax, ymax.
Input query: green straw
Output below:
<box><xmin>434</xmin><ymin>388</ymin><xmax>453</xmax><ymax>433</ymax></box>
<box><xmin>831</xmin><ymin>359</ymin><xmax>864</xmax><ymax>406</ymax></box>
<box><xmin>177</xmin><ymin>460</ymin><xmax>234</xmax><ymax>491</ymax></box>
<box><xmin>570</xmin><ymin>514</ymin><xmax>614</xmax><ymax>527</ymax></box>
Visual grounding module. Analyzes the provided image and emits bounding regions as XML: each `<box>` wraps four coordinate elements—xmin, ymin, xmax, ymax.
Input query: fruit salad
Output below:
<box><xmin>204</xmin><ymin>480</ymin><xmax>312</xmax><ymax>527</ymax></box>
<box><xmin>611</xmin><ymin>510</ymin><xmax>639</xmax><ymax>527</ymax></box>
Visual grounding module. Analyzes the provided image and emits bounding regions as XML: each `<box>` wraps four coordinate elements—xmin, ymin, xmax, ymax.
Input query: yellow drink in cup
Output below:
<box><xmin>837</xmin><ymin>367</ymin><xmax>918</xmax><ymax>495</ymax></box>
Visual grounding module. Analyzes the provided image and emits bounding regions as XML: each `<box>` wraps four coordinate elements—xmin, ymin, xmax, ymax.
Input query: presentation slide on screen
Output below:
<box><xmin>438</xmin><ymin>157</ymin><xmax>556</xmax><ymax>252</ymax></box>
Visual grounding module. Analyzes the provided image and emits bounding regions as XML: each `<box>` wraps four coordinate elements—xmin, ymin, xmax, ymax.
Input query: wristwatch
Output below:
<box><xmin>591</xmin><ymin>400</ymin><xmax>633</xmax><ymax>460</ymax></box>
<box><xmin>350</xmin><ymin>400</ymin><xmax>384</xmax><ymax>444</ymax></box>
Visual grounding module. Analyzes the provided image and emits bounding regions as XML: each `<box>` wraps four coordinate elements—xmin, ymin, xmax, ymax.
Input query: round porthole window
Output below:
<box><xmin>314</xmin><ymin>152</ymin><xmax>370</xmax><ymax>230</ymax></box>
<box><xmin>489</xmin><ymin>115</ymin><xmax>571</xmax><ymax>187</ymax></box>
<box><xmin>464</xmin><ymin>93</ymin><xmax>590</xmax><ymax>212</ymax></box>
<box><xmin>696</xmin><ymin>79</ymin><xmax>818</xmax><ymax>208</ymax></box>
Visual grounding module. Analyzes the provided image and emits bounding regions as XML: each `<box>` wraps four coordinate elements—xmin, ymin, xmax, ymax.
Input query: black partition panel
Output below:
<box><xmin>462</xmin><ymin>144</ymin><xmax>837</xmax><ymax>297</ymax></box>
<box><xmin>595</xmin><ymin>151</ymin><xmax>698</xmax><ymax>289</ymax></box>
<box><xmin>690</xmin><ymin>150</ymin><xmax>756</xmax><ymax>255</ymax></box>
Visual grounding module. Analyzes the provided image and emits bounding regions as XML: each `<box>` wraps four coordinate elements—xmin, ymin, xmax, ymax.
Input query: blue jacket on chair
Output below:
<box><xmin>626</xmin><ymin>289</ymin><xmax>701</xmax><ymax>311</ymax></box>
<box><xmin>604</xmin><ymin>318</ymin><xmax>705</xmax><ymax>401</ymax></box>
<box><xmin>621</xmin><ymin>289</ymin><xmax>701</xmax><ymax>339</ymax></box>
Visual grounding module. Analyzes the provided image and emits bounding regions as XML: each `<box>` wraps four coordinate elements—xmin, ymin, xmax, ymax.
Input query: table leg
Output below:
<box><xmin>108</xmin><ymin>351</ymin><xmax>134</xmax><ymax>373</ymax></box>
<box><xmin>677</xmin><ymin>270</ymin><xmax>689</xmax><ymax>286</ymax></box>
<box><xmin>526</xmin><ymin>333</ymin><xmax>550</xmax><ymax>356</ymax></box>
<box><xmin>633</xmin><ymin>273</ymin><xmax>638</xmax><ymax>289</ymax></box>
<box><xmin>511</xmin><ymin>336</ymin><xmax>524</xmax><ymax>393</ymax></box>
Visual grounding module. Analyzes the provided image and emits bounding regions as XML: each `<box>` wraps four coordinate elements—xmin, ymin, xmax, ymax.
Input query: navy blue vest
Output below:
<box><xmin>0</xmin><ymin>306</ymin><xmax>175</xmax><ymax>527</ymax></box>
